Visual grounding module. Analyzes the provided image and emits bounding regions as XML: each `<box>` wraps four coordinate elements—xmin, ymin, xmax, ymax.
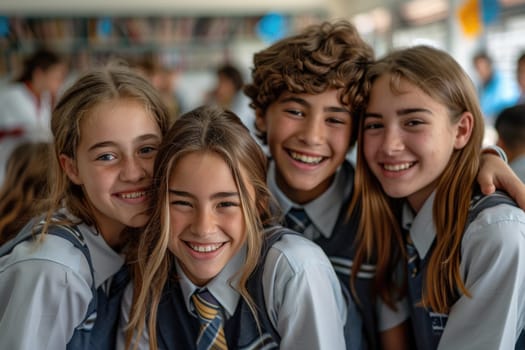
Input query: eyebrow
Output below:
<box><xmin>87</xmin><ymin>133</ymin><xmax>161</xmax><ymax>152</ymax></box>
<box><xmin>279</xmin><ymin>96</ymin><xmax>349</xmax><ymax>114</ymax></box>
<box><xmin>365</xmin><ymin>107</ymin><xmax>433</xmax><ymax>118</ymax></box>
<box><xmin>168</xmin><ymin>189</ymin><xmax>239</xmax><ymax>200</ymax></box>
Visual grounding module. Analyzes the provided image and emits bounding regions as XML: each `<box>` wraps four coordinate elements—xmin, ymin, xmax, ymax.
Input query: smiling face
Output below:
<box><xmin>363</xmin><ymin>74</ymin><xmax>470</xmax><ymax>212</ymax></box>
<box><xmin>167</xmin><ymin>151</ymin><xmax>250</xmax><ymax>286</ymax></box>
<box><xmin>256</xmin><ymin>89</ymin><xmax>352</xmax><ymax>204</ymax></box>
<box><xmin>60</xmin><ymin>98</ymin><xmax>162</xmax><ymax>246</ymax></box>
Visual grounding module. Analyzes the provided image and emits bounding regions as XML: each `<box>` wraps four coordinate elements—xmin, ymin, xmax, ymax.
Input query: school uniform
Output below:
<box><xmin>0</xmin><ymin>210</ymin><xmax>126</xmax><ymax>350</ymax></box>
<box><xmin>403</xmin><ymin>192</ymin><xmax>525</xmax><ymax>350</ymax></box>
<box><xmin>510</xmin><ymin>155</ymin><xmax>525</xmax><ymax>184</ymax></box>
<box><xmin>268</xmin><ymin>159</ymin><xmax>409</xmax><ymax>350</ymax></box>
<box><xmin>117</xmin><ymin>228</ymin><xmax>347</xmax><ymax>350</ymax></box>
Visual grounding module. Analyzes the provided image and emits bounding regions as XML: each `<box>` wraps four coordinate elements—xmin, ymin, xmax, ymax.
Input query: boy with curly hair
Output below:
<box><xmin>245</xmin><ymin>20</ymin><xmax>409</xmax><ymax>350</ymax></box>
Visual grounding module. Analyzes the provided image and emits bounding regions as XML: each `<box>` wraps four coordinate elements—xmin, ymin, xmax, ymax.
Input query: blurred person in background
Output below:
<box><xmin>133</xmin><ymin>54</ymin><xmax>182</xmax><ymax>124</ymax></box>
<box><xmin>495</xmin><ymin>104</ymin><xmax>525</xmax><ymax>183</ymax></box>
<box><xmin>472</xmin><ymin>51</ymin><xmax>518</xmax><ymax>126</ymax></box>
<box><xmin>0</xmin><ymin>48</ymin><xmax>68</xmax><ymax>186</ymax></box>
<box><xmin>205</xmin><ymin>63</ymin><xmax>255</xmax><ymax>136</ymax></box>
<box><xmin>517</xmin><ymin>52</ymin><xmax>525</xmax><ymax>105</ymax></box>
<box><xmin>0</xmin><ymin>141</ymin><xmax>50</xmax><ymax>245</ymax></box>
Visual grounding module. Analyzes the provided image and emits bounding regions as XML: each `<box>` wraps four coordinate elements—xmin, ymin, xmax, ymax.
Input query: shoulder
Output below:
<box><xmin>0</xmin><ymin>232</ymin><xmax>93</xmax><ymax>287</ymax></box>
<box><xmin>463</xmin><ymin>203</ymin><xmax>525</xmax><ymax>253</ymax></box>
<box><xmin>0</xmin><ymin>84</ymin><xmax>25</xmax><ymax>100</ymax></box>
<box><xmin>265</xmin><ymin>232</ymin><xmax>332</xmax><ymax>272</ymax></box>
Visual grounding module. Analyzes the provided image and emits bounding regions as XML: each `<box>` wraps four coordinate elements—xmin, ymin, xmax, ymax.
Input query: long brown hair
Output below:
<box><xmin>351</xmin><ymin>45</ymin><xmax>484</xmax><ymax>313</ymax></box>
<box><xmin>0</xmin><ymin>142</ymin><xmax>51</xmax><ymax>244</ymax></box>
<box><xmin>125</xmin><ymin>105</ymin><xmax>275</xmax><ymax>350</ymax></box>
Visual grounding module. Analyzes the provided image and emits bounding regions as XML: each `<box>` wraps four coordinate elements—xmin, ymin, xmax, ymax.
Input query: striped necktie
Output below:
<box><xmin>192</xmin><ymin>289</ymin><xmax>228</xmax><ymax>350</ymax></box>
<box><xmin>285</xmin><ymin>207</ymin><xmax>311</xmax><ymax>234</ymax></box>
<box><xmin>406</xmin><ymin>235</ymin><xmax>421</xmax><ymax>278</ymax></box>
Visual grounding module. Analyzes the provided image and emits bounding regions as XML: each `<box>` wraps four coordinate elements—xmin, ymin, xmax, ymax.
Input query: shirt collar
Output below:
<box><xmin>177</xmin><ymin>244</ymin><xmax>246</xmax><ymax>319</ymax></box>
<box><xmin>401</xmin><ymin>192</ymin><xmax>436</xmax><ymax>259</ymax></box>
<box><xmin>267</xmin><ymin>160</ymin><xmax>352</xmax><ymax>239</ymax></box>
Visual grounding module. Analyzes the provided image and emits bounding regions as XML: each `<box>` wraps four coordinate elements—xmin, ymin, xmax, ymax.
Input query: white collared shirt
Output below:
<box><xmin>0</xmin><ymin>212</ymin><xmax>124</xmax><ymax>350</ymax></box>
<box><xmin>402</xmin><ymin>192</ymin><xmax>525</xmax><ymax>349</ymax></box>
<box><xmin>267</xmin><ymin>160</ymin><xmax>353</xmax><ymax>240</ymax></box>
<box><xmin>118</xmin><ymin>232</ymin><xmax>347</xmax><ymax>350</ymax></box>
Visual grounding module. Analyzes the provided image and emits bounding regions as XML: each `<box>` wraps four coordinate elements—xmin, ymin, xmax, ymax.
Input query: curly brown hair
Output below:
<box><xmin>244</xmin><ymin>20</ymin><xmax>373</xmax><ymax>147</ymax></box>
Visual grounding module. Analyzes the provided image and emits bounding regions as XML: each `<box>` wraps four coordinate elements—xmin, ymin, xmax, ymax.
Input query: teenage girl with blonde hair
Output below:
<box><xmin>0</xmin><ymin>64</ymin><xmax>170</xmax><ymax>349</ymax></box>
<box><xmin>120</xmin><ymin>105</ymin><xmax>347</xmax><ymax>350</ymax></box>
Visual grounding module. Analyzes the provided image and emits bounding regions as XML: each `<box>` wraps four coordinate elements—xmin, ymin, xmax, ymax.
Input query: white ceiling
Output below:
<box><xmin>0</xmin><ymin>0</ymin><xmax>392</xmax><ymax>16</ymax></box>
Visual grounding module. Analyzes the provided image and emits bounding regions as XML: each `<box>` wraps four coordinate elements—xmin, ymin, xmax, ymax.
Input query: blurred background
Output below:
<box><xmin>0</xmin><ymin>0</ymin><xmax>524</xmax><ymax>133</ymax></box>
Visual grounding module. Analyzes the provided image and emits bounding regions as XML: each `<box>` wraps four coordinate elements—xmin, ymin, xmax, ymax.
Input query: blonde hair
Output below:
<box><xmin>0</xmin><ymin>141</ymin><xmax>51</xmax><ymax>244</ymax></box>
<box><xmin>126</xmin><ymin>105</ymin><xmax>275</xmax><ymax>349</ymax></box>
<box><xmin>351</xmin><ymin>45</ymin><xmax>484</xmax><ymax>313</ymax></box>
<box><xmin>44</xmin><ymin>64</ymin><xmax>170</xmax><ymax>234</ymax></box>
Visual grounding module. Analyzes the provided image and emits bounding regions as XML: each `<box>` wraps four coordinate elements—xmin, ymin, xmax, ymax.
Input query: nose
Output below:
<box><xmin>191</xmin><ymin>206</ymin><xmax>216</xmax><ymax>236</ymax></box>
<box><xmin>381</xmin><ymin>127</ymin><xmax>404</xmax><ymax>155</ymax></box>
<box><xmin>120</xmin><ymin>156</ymin><xmax>147</xmax><ymax>182</ymax></box>
<box><xmin>299</xmin><ymin>115</ymin><xmax>326</xmax><ymax>146</ymax></box>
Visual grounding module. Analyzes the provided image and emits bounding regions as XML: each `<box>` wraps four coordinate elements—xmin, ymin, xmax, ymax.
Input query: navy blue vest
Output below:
<box><xmin>156</xmin><ymin>227</ymin><xmax>308</xmax><ymax>349</ymax></box>
<box><xmin>0</xmin><ymin>217</ymin><xmax>128</xmax><ymax>350</ymax></box>
<box><xmin>406</xmin><ymin>191</ymin><xmax>525</xmax><ymax>349</ymax></box>
<box><xmin>315</xmin><ymin>161</ymin><xmax>379</xmax><ymax>350</ymax></box>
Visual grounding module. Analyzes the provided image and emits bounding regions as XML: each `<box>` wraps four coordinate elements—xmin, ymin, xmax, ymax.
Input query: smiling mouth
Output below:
<box><xmin>187</xmin><ymin>242</ymin><xmax>225</xmax><ymax>253</ymax></box>
<box><xmin>117</xmin><ymin>191</ymin><xmax>148</xmax><ymax>199</ymax></box>
<box><xmin>289</xmin><ymin>151</ymin><xmax>324</xmax><ymax>165</ymax></box>
<box><xmin>383</xmin><ymin>162</ymin><xmax>415</xmax><ymax>172</ymax></box>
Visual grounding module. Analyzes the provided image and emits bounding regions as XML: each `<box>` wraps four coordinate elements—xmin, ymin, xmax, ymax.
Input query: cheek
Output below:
<box><xmin>362</xmin><ymin>135</ymin><xmax>377</xmax><ymax>162</ymax></box>
<box><xmin>143</xmin><ymin>159</ymin><xmax>156</xmax><ymax>177</ymax></box>
<box><xmin>269</xmin><ymin>115</ymin><xmax>296</xmax><ymax>138</ymax></box>
<box><xmin>333</xmin><ymin>129</ymin><xmax>352</xmax><ymax>154</ymax></box>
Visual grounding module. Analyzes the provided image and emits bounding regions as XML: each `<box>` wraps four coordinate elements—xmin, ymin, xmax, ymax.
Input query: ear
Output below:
<box><xmin>254</xmin><ymin>108</ymin><xmax>268</xmax><ymax>134</ymax></box>
<box><xmin>59</xmin><ymin>154</ymin><xmax>82</xmax><ymax>185</ymax></box>
<box><xmin>454</xmin><ymin>111</ymin><xmax>474</xmax><ymax>149</ymax></box>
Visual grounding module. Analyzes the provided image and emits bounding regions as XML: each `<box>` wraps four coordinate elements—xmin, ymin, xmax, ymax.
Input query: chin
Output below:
<box><xmin>127</xmin><ymin>214</ymin><xmax>150</xmax><ymax>228</ymax></box>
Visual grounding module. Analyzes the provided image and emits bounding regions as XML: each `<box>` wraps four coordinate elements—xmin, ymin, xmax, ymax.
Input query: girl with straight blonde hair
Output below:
<box><xmin>120</xmin><ymin>105</ymin><xmax>347</xmax><ymax>350</ymax></box>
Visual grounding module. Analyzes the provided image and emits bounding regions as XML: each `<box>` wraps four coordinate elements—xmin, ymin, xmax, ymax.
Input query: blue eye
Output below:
<box><xmin>96</xmin><ymin>153</ymin><xmax>116</xmax><ymax>161</ymax></box>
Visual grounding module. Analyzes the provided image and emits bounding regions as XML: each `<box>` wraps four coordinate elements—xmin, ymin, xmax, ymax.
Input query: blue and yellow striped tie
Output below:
<box><xmin>192</xmin><ymin>289</ymin><xmax>228</xmax><ymax>350</ymax></box>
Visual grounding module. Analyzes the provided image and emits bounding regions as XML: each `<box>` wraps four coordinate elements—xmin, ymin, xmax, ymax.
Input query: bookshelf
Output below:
<box><xmin>0</xmin><ymin>14</ymin><xmax>325</xmax><ymax>77</ymax></box>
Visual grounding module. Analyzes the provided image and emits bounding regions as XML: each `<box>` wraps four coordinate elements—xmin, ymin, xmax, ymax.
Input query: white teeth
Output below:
<box><xmin>119</xmin><ymin>191</ymin><xmax>146</xmax><ymax>199</ymax></box>
<box><xmin>384</xmin><ymin>163</ymin><xmax>413</xmax><ymax>171</ymax></box>
<box><xmin>290</xmin><ymin>151</ymin><xmax>323</xmax><ymax>164</ymax></box>
<box><xmin>188</xmin><ymin>243</ymin><xmax>223</xmax><ymax>253</ymax></box>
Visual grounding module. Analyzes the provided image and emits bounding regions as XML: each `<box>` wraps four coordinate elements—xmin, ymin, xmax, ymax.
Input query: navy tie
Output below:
<box><xmin>192</xmin><ymin>289</ymin><xmax>228</xmax><ymax>350</ymax></box>
<box><xmin>406</xmin><ymin>235</ymin><xmax>420</xmax><ymax>278</ymax></box>
<box><xmin>285</xmin><ymin>207</ymin><xmax>311</xmax><ymax>234</ymax></box>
